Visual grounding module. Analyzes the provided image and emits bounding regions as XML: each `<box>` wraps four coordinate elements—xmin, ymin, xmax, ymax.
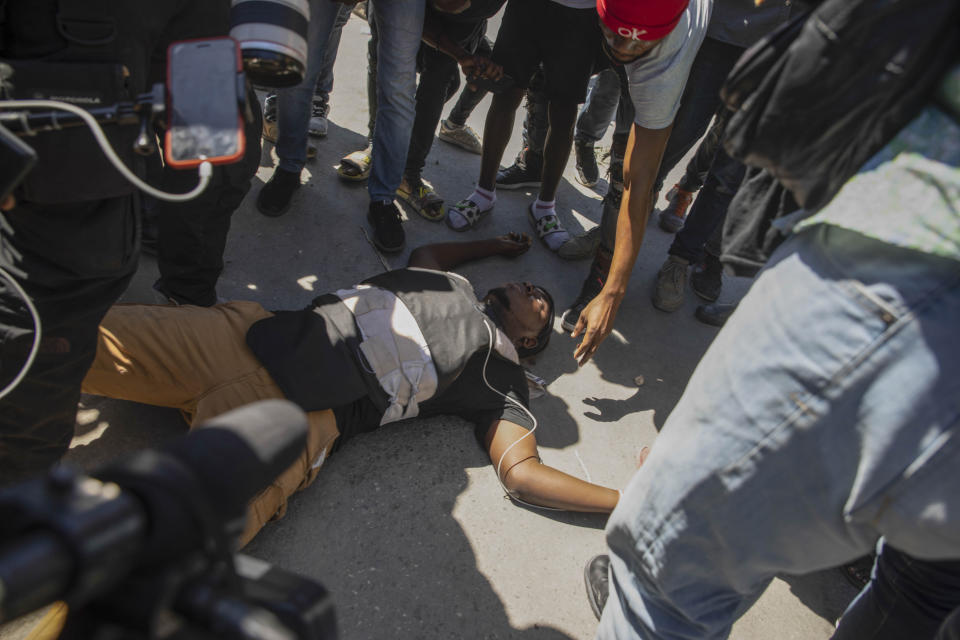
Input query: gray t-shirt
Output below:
<box><xmin>625</xmin><ymin>0</ymin><xmax>711</xmax><ymax>130</ymax></box>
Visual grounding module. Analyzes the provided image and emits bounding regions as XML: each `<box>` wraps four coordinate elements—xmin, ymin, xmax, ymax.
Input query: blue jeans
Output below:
<box><xmin>276</xmin><ymin>0</ymin><xmax>343</xmax><ymax>173</ymax></box>
<box><xmin>314</xmin><ymin>2</ymin><xmax>354</xmax><ymax>103</ymax></box>
<box><xmin>675</xmin><ymin>109</ymin><xmax>727</xmax><ymax>194</ymax></box>
<box><xmin>575</xmin><ymin>68</ymin><xmax>634</xmax><ymax>145</ymax></box>
<box><xmin>668</xmin><ymin>145</ymin><xmax>745</xmax><ymax>263</ymax></box>
<box><xmin>833</xmin><ymin>542</ymin><xmax>960</xmax><ymax>640</ymax></box>
<box><xmin>599</xmin><ymin>225</ymin><xmax>960</xmax><ymax>639</ymax></box>
<box><xmin>366</xmin><ymin>0</ymin><xmax>424</xmax><ymax>202</ymax></box>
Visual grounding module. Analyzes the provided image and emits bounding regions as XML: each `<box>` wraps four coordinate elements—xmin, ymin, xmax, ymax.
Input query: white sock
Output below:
<box><xmin>447</xmin><ymin>185</ymin><xmax>496</xmax><ymax>230</ymax></box>
<box><xmin>532</xmin><ymin>198</ymin><xmax>569</xmax><ymax>250</ymax></box>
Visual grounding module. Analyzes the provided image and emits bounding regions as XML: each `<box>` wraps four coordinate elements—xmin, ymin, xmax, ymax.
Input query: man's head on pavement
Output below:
<box><xmin>431</xmin><ymin>0</ymin><xmax>471</xmax><ymax>15</ymax></box>
<box><xmin>485</xmin><ymin>282</ymin><xmax>555</xmax><ymax>358</ymax></box>
<box><xmin>597</xmin><ymin>0</ymin><xmax>689</xmax><ymax>63</ymax></box>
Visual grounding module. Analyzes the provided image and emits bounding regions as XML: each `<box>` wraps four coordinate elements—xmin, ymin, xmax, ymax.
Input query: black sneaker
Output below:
<box><xmin>694</xmin><ymin>302</ymin><xmax>737</xmax><ymax>327</ymax></box>
<box><xmin>575</xmin><ymin>140</ymin><xmax>599</xmax><ymax>187</ymax></box>
<box><xmin>690</xmin><ymin>252</ymin><xmax>723</xmax><ymax>302</ymax></box>
<box><xmin>257</xmin><ymin>168</ymin><xmax>301</xmax><ymax>217</ymax></box>
<box><xmin>561</xmin><ymin>250</ymin><xmax>611</xmax><ymax>332</ymax></box>
<box><xmin>584</xmin><ymin>555</ymin><xmax>610</xmax><ymax>620</ymax></box>
<box><xmin>367</xmin><ymin>200</ymin><xmax>405</xmax><ymax>253</ymax></box>
<box><xmin>496</xmin><ymin>158</ymin><xmax>542</xmax><ymax>190</ymax></box>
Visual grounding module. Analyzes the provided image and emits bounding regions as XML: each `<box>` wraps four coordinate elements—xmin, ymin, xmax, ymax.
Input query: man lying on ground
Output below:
<box><xmin>83</xmin><ymin>233</ymin><xmax>622</xmax><ymax>545</ymax></box>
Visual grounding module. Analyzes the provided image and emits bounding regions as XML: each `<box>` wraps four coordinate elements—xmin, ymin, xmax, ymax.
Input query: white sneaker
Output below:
<box><xmin>438</xmin><ymin>119</ymin><xmax>482</xmax><ymax>155</ymax></box>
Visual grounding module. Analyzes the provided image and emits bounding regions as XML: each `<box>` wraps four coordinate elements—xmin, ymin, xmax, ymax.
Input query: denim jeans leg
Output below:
<box><xmin>575</xmin><ymin>69</ymin><xmax>622</xmax><ymax>144</ymax></box>
<box><xmin>676</xmin><ymin>109</ymin><xmax>726</xmax><ymax>192</ymax></box>
<box><xmin>313</xmin><ymin>2</ymin><xmax>353</xmax><ymax>102</ymax></box>
<box><xmin>447</xmin><ymin>36</ymin><xmax>492</xmax><ymax>126</ymax></box>
<box><xmin>653</xmin><ymin>37</ymin><xmax>744</xmax><ymax>195</ymax></box>
<box><xmin>276</xmin><ymin>0</ymin><xmax>341</xmax><ymax>173</ymax></box>
<box><xmin>365</xmin><ymin>8</ymin><xmax>379</xmax><ymax>142</ymax></box>
<box><xmin>833</xmin><ymin>542</ymin><xmax>960</xmax><ymax>640</ymax></box>
<box><xmin>367</xmin><ymin>0</ymin><xmax>425</xmax><ymax>203</ymax></box>
<box><xmin>598</xmin><ymin>226</ymin><xmax>960</xmax><ymax>639</ymax></box>
<box><xmin>668</xmin><ymin>148</ymin><xmax>746</xmax><ymax>263</ymax></box>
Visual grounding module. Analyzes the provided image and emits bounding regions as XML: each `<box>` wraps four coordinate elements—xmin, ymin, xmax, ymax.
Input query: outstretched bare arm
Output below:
<box><xmin>484</xmin><ymin>419</ymin><xmax>620</xmax><ymax>513</ymax></box>
<box><xmin>407</xmin><ymin>233</ymin><xmax>532</xmax><ymax>271</ymax></box>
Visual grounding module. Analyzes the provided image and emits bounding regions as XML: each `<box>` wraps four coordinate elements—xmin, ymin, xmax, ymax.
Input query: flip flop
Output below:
<box><xmin>446</xmin><ymin>198</ymin><xmax>492</xmax><ymax>231</ymax></box>
<box><xmin>337</xmin><ymin>147</ymin><xmax>372</xmax><ymax>181</ymax></box>
<box><xmin>397</xmin><ymin>179</ymin><xmax>445</xmax><ymax>221</ymax></box>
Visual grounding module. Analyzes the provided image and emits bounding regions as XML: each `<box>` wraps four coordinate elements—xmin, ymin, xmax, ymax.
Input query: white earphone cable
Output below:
<box><xmin>480</xmin><ymin>319</ymin><xmax>563</xmax><ymax>511</ymax></box>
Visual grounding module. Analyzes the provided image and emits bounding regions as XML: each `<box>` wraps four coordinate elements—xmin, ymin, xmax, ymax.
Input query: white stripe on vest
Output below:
<box><xmin>331</xmin><ymin>283</ymin><xmax>520</xmax><ymax>425</ymax></box>
<box><xmin>334</xmin><ymin>285</ymin><xmax>438</xmax><ymax>425</ymax></box>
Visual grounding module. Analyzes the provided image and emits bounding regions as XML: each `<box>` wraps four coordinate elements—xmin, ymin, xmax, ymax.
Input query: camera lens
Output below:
<box><xmin>230</xmin><ymin>0</ymin><xmax>310</xmax><ymax>89</ymax></box>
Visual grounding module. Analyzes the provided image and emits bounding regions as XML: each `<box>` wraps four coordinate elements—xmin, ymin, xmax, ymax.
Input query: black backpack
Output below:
<box><xmin>714</xmin><ymin>0</ymin><xmax>959</xmax><ymax>276</ymax></box>
<box><xmin>721</xmin><ymin>0</ymin><xmax>960</xmax><ymax>214</ymax></box>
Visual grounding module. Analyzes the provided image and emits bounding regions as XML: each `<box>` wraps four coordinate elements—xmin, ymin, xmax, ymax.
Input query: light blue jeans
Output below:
<box><xmin>599</xmin><ymin>224</ymin><xmax>960</xmax><ymax>639</ymax></box>
<box><xmin>276</xmin><ymin>0</ymin><xmax>343</xmax><ymax>173</ymax></box>
<box><xmin>365</xmin><ymin>0</ymin><xmax>424</xmax><ymax>202</ymax></box>
<box><xmin>574</xmin><ymin>68</ymin><xmax>633</xmax><ymax>145</ymax></box>
<box><xmin>314</xmin><ymin>2</ymin><xmax>354</xmax><ymax>103</ymax></box>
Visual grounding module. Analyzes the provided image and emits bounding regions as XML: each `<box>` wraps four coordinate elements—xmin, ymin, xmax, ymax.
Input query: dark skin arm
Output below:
<box><xmin>572</xmin><ymin>122</ymin><xmax>673</xmax><ymax>365</ymax></box>
<box><xmin>407</xmin><ymin>232</ymin><xmax>531</xmax><ymax>270</ymax></box>
<box><xmin>485</xmin><ymin>419</ymin><xmax>620</xmax><ymax>512</ymax></box>
<box><xmin>421</xmin><ymin>12</ymin><xmax>503</xmax><ymax>85</ymax></box>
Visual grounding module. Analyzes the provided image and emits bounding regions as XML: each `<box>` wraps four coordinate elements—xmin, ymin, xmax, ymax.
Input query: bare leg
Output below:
<box><xmin>539</xmin><ymin>100</ymin><xmax>579</xmax><ymax>202</ymax></box>
<box><xmin>478</xmin><ymin>88</ymin><xmax>525</xmax><ymax>191</ymax></box>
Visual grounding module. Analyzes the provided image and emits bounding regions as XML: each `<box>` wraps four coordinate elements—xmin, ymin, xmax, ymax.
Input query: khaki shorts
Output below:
<box><xmin>84</xmin><ymin>301</ymin><xmax>340</xmax><ymax>546</ymax></box>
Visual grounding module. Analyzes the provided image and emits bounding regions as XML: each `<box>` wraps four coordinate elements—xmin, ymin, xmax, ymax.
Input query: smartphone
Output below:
<box><xmin>0</xmin><ymin>122</ymin><xmax>37</xmax><ymax>202</ymax></box>
<box><xmin>165</xmin><ymin>37</ymin><xmax>245</xmax><ymax>169</ymax></box>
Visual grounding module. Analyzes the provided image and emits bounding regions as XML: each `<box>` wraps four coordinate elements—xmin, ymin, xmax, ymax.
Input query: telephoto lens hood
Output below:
<box><xmin>230</xmin><ymin>0</ymin><xmax>311</xmax><ymax>88</ymax></box>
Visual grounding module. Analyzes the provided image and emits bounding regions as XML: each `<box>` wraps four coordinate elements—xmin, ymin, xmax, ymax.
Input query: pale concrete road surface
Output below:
<box><xmin>1</xmin><ymin>11</ymin><xmax>858</xmax><ymax>640</ymax></box>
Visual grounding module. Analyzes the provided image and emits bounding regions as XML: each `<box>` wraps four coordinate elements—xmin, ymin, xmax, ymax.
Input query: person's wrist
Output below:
<box><xmin>599</xmin><ymin>285</ymin><xmax>626</xmax><ymax>302</ymax></box>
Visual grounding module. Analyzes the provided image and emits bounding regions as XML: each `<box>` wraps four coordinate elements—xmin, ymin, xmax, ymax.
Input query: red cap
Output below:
<box><xmin>597</xmin><ymin>0</ymin><xmax>690</xmax><ymax>41</ymax></box>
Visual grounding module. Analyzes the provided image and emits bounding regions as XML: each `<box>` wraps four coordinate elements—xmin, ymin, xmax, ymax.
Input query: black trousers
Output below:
<box><xmin>152</xmin><ymin>87</ymin><xmax>263</xmax><ymax>306</ymax></box>
<box><xmin>0</xmin><ymin>195</ymin><xmax>138</xmax><ymax>486</ymax></box>
<box><xmin>403</xmin><ymin>44</ymin><xmax>465</xmax><ymax>182</ymax></box>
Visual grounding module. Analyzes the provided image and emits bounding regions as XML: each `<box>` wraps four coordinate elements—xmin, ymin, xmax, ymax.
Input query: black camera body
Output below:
<box><xmin>0</xmin><ymin>401</ymin><xmax>337</xmax><ymax>640</ymax></box>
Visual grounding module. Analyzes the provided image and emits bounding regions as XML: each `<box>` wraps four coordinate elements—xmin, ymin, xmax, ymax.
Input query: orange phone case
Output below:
<box><xmin>164</xmin><ymin>37</ymin><xmax>246</xmax><ymax>169</ymax></box>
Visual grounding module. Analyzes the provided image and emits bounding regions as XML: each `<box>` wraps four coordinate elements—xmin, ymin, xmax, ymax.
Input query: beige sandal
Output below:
<box><xmin>337</xmin><ymin>146</ymin><xmax>372</xmax><ymax>181</ymax></box>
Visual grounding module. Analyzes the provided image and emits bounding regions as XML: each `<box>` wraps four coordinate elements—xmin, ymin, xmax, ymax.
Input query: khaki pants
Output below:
<box><xmin>83</xmin><ymin>301</ymin><xmax>339</xmax><ymax>546</ymax></box>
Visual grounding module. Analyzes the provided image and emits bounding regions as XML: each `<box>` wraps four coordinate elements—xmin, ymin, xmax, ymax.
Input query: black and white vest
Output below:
<box><xmin>247</xmin><ymin>268</ymin><xmax>517</xmax><ymax>423</ymax></box>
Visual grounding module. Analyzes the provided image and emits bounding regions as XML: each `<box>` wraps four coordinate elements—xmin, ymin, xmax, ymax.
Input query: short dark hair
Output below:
<box><xmin>517</xmin><ymin>284</ymin><xmax>554</xmax><ymax>359</ymax></box>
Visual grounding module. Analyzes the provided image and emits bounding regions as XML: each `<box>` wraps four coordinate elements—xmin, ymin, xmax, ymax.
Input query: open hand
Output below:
<box><xmin>571</xmin><ymin>291</ymin><xmax>620</xmax><ymax>366</ymax></box>
<box><xmin>496</xmin><ymin>232</ymin><xmax>532</xmax><ymax>258</ymax></box>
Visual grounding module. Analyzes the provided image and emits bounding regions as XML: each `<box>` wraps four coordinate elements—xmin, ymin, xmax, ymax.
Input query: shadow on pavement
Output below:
<box><xmin>780</xmin><ymin>569</ymin><xmax>859</xmax><ymax>627</ymax></box>
<box><xmin>245</xmin><ymin>418</ymin><xmax>580</xmax><ymax>639</ymax></box>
